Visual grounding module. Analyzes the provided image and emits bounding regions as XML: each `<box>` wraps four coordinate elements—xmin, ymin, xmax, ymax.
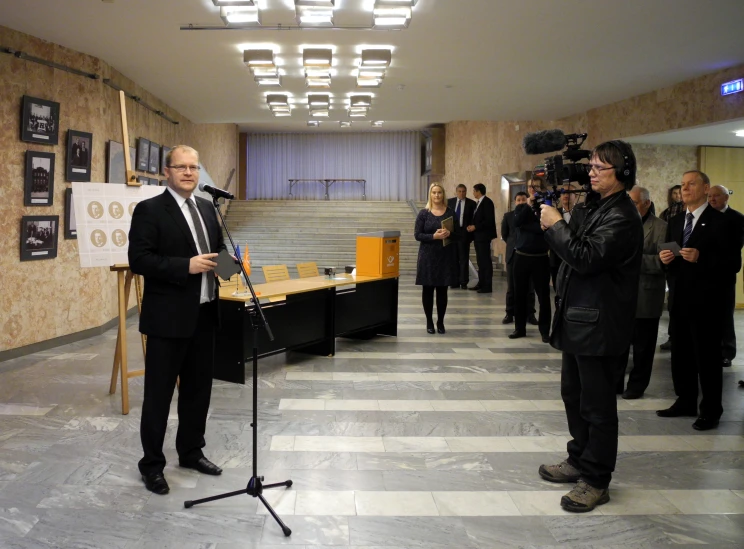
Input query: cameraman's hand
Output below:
<box><xmin>659</xmin><ymin>250</ymin><xmax>675</xmax><ymax>265</ymax></box>
<box><xmin>539</xmin><ymin>205</ymin><xmax>562</xmax><ymax>230</ymax></box>
<box><xmin>680</xmin><ymin>247</ymin><xmax>700</xmax><ymax>263</ymax></box>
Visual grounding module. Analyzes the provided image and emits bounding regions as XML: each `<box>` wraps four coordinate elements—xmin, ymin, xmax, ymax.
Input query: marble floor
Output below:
<box><xmin>1</xmin><ymin>277</ymin><xmax>744</xmax><ymax>548</ymax></box>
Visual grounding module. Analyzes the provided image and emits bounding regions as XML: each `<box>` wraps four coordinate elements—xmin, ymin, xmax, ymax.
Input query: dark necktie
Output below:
<box><xmin>455</xmin><ymin>200</ymin><xmax>461</xmax><ymax>225</ymax></box>
<box><xmin>185</xmin><ymin>198</ymin><xmax>215</xmax><ymax>299</ymax></box>
<box><xmin>681</xmin><ymin>212</ymin><xmax>694</xmax><ymax>247</ymax></box>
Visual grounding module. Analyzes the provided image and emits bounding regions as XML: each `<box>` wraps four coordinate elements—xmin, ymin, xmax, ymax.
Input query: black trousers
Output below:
<box><xmin>670</xmin><ymin>304</ymin><xmax>724</xmax><ymax>419</ymax></box>
<box><xmin>617</xmin><ymin>317</ymin><xmax>660</xmax><ymax>395</ymax></box>
<box><xmin>452</xmin><ymin>234</ymin><xmax>471</xmax><ymax>286</ymax></box>
<box><xmin>139</xmin><ymin>302</ymin><xmax>216</xmax><ymax>476</ymax></box>
<box><xmin>505</xmin><ymin>259</ymin><xmax>535</xmax><ymax>316</ymax></box>
<box><xmin>513</xmin><ymin>253</ymin><xmax>551</xmax><ymax>335</ymax></box>
<box><xmin>473</xmin><ymin>241</ymin><xmax>492</xmax><ymax>291</ymax></box>
<box><xmin>722</xmin><ymin>283</ymin><xmax>736</xmax><ymax>360</ymax></box>
<box><xmin>562</xmin><ymin>353</ymin><xmax>622</xmax><ymax>490</ymax></box>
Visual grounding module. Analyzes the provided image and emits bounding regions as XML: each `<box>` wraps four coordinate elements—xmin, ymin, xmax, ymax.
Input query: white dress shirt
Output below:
<box><xmin>167</xmin><ymin>187</ymin><xmax>212</xmax><ymax>304</ymax></box>
<box><xmin>684</xmin><ymin>202</ymin><xmax>709</xmax><ymax>235</ymax></box>
<box><xmin>455</xmin><ymin>198</ymin><xmax>465</xmax><ymax>227</ymax></box>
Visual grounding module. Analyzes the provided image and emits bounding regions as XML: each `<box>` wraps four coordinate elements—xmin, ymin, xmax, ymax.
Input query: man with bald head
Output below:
<box><xmin>708</xmin><ymin>185</ymin><xmax>744</xmax><ymax>367</ymax></box>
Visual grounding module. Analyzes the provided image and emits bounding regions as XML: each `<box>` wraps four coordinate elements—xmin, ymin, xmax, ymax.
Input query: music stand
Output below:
<box><xmin>184</xmin><ymin>195</ymin><xmax>292</xmax><ymax>537</ymax></box>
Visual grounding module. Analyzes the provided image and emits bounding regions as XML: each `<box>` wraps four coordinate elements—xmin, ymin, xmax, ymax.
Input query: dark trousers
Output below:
<box><xmin>473</xmin><ymin>240</ymin><xmax>492</xmax><ymax>291</ymax></box>
<box><xmin>452</xmin><ymin>235</ymin><xmax>471</xmax><ymax>286</ymax></box>
<box><xmin>617</xmin><ymin>317</ymin><xmax>660</xmax><ymax>395</ymax></box>
<box><xmin>665</xmin><ymin>281</ymin><xmax>675</xmax><ymax>340</ymax></box>
<box><xmin>562</xmin><ymin>353</ymin><xmax>621</xmax><ymax>490</ymax></box>
<box><xmin>670</xmin><ymin>304</ymin><xmax>724</xmax><ymax>419</ymax></box>
<box><xmin>722</xmin><ymin>283</ymin><xmax>736</xmax><ymax>360</ymax></box>
<box><xmin>139</xmin><ymin>302</ymin><xmax>216</xmax><ymax>476</ymax></box>
<box><xmin>513</xmin><ymin>253</ymin><xmax>551</xmax><ymax>335</ymax></box>
<box><xmin>422</xmin><ymin>285</ymin><xmax>448</xmax><ymax>325</ymax></box>
<box><xmin>505</xmin><ymin>259</ymin><xmax>535</xmax><ymax>316</ymax></box>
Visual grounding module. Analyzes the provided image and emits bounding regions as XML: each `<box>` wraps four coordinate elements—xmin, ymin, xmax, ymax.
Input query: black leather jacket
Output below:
<box><xmin>544</xmin><ymin>191</ymin><xmax>643</xmax><ymax>357</ymax></box>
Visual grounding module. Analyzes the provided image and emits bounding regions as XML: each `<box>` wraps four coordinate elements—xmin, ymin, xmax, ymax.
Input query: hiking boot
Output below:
<box><xmin>538</xmin><ymin>460</ymin><xmax>580</xmax><ymax>483</ymax></box>
<box><xmin>560</xmin><ymin>480</ymin><xmax>610</xmax><ymax>512</ymax></box>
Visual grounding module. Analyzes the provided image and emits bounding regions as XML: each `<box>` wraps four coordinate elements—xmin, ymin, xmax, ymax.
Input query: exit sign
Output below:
<box><xmin>721</xmin><ymin>79</ymin><xmax>743</xmax><ymax>96</ymax></box>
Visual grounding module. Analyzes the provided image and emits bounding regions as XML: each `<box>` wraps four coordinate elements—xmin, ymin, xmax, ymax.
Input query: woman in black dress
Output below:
<box><xmin>415</xmin><ymin>183</ymin><xmax>458</xmax><ymax>334</ymax></box>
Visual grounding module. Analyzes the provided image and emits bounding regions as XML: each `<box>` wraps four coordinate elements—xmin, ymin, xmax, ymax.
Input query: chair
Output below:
<box><xmin>262</xmin><ymin>264</ymin><xmax>290</xmax><ymax>283</ymax></box>
<box><xmin>296</xmin><ymin>262</ymin><xmax>319</xmax><ymax>278</ymax></box>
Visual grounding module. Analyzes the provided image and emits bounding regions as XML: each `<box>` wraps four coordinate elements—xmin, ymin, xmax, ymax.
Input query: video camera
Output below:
<box><xmin>523</xmin><ymin>129</ymin><xmax>593</xmax><ymax>209</ymax></box>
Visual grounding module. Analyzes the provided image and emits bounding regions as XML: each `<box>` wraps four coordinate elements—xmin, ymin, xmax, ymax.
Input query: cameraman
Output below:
<box><xmin>537</xmin><ymin>140</ymin><xmax>643</xmax><ymax>513</ymax></box>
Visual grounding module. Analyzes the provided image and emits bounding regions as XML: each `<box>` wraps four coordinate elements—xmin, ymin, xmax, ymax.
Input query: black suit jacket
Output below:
<box><xmin>471</xmin><ymin>196</ymin><xmax>497</xmax><ymax>242</ymax></box>
<box><xmin>501</xmin><ymin>210</ymin><xmax>516</xmax><ymax>264</ymax></box>
<box><xmin>128</xmin><ymin>189</ymin><xmax>226</xmax><ymax>338</ymax></box>
<box><xmin>447</xmin><ymin>197</ymin><xmax>476</xmax><ymax>234</ymax></box>
<box><xmin>665</xmin><ymin>204</ymin><xmax>738</xmax><ymax>309</ymax></box>
<box><xmin>724</xmin><ymin>206</ymin><xmax>744</xmax><ymax>279</ymax></box>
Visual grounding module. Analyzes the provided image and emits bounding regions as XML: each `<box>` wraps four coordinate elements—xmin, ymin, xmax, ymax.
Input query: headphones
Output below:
<box><xmin>606</xmin><ymin>140</ymin><xmax>635</xmax><ymax>184</ymax></box>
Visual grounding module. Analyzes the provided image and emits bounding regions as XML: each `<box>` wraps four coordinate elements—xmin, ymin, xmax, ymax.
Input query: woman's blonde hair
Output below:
<box><xmin>425</xmin><ymin>183</ymin><xmax>447</xmax><ymax>211</ymax></box>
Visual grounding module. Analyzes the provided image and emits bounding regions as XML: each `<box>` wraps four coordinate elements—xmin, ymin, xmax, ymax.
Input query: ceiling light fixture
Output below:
<box><xmin>266</xmin><ymin>94</ymin><xmax>291</xmax><ymax>117</ymax></box>
<box><xmin>371</xmin><ymin>121</ymin><xmax>384</xmax><ymax>127</ymax></box>
<box><xmin>244</xmin><ymin>49</ymin><xmax>281</xmax><ymax>87</ymax></box>
<box><xmin>340</xmin><ymin>121</ymin><xmax>352</xmax><ymax>128</ymax></box>
<box><xmin>357</xmin><ymin>49</ymin><xmax>391</xmax><ymax>88</ymax></box>
<box><xmin>308</xmin><ymin>120</ymin><xmax>320</xmax><ymax>127</ymax></box>
<box><xmin>295</xmin><ymin>1</ymin><xmax>334</xmax><ymax>27</ymax></box>
<box><xmin>303</xmin><ymin>48</ymin><xmax>333</xmax><ymax>88</ymax></box>
<box><xmin>220</xmin><ymin>6</ymin><xmax>261</xmax><ymax>25</ymax></box>
<box><xmin>373</xmin><ymin>1</ymin><xmax>412</xmax><ymax>29</ymax></box>
<box><xmin>350</xmin><ymin>95</ymin><xmax>373</xmax><ymax>107</ymax></box>
<box><xmin>360</xmin><ymin>49</ymin><xmax>392</xmax><ymax>67</ymax></box>
<box><xmin>212</xmin><ymin>0</ymin><xmax>256</xmax><ymax>6</ymax></box>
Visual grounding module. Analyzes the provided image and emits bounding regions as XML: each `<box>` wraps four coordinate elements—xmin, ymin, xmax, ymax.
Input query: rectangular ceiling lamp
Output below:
<box><xmin>306</xmin><ymin>76</ymin><xmax>331</xmax><ymax>88</ymax></box>
<box><xmin>308</xmin><ymin>94</ymin><xmax>330</xmax><ymax>107</ymax></box>
<box><xmin>357</xmin><ymin>76</ymin><xmax>383</xmax><ymax>88</ymax></box>
<box><xmin>296</xmin><ymin>6</ymin><xmax>334</xmax><ymax>26</ymax></box>
<box><xmin>340</xmin><ymin>121</ymin><xmax>352</xmax><ymax>128</ymax></box>
<box><xmin>303</xmin><ymin>48</ymin><xmax>332</xmax><ymax>68</ymax></box>
<box><xmin>350</xmin><ymin>95</ymin><xmax>372</xmax><ymax>107</ymax></box>
<box><xmin>348</xmin><ymin>110</ymin><xmax>368</xmax><ymax>118</ymax></box>
<box><xmin>255</xmin><ymin>76</ymin><xmax>282</xmax><ymax>86</ymax></box>
<box><xmin>213</xmin><ymin>0</ymin><xmax>255</xmax><ymax>5</ymax></box>
<box><xmin>308</xmin><ymin>120</ymin><xmax>320</xmax><ymax>127</ymax></box>
<box><xmin>266</xmin><ymin>94</ymin><xmax>289</xmax><ymax>106</ymax></box>
<box><xmin>360</xmin><ymin>49</ymin><xmax>392</xmax><ymax>68</ymax></box>
<box><xmin>243</xmin><ymin>49</ymin><xmax>275</xmax><ymax>66</ymax></box>
<box><xmin>373</xmin><ymin>3</ymin><xmax>411</xmax><ymax>29</ymax></box>
<box><xmin>220</xmin><ymin>6</ymin><xmax>261</xmax><ymax>25</ymax></box>
<box><xmin>295</xmin><ymin>0</ymin><xmax>335</xmax><ymax>5</ymax></box>
<box><xmin>371</xmin><ymin>120</ymin><xmax>384</xmax><ymax>127</ymax></box>
<box><xmin>310</xmin><ymin>109</ymin><xmax>330</xmax><ymax>117</ymax></box>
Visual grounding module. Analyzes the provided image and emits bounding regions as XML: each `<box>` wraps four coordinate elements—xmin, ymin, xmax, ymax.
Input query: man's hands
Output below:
<box><xmin>539</xmin><ymin>205</ymin><xmax>562</xmax><ymax>230</ymax></box>
<box><xmin>466</xmin><ymin>225</ymin><xmax>475</xmax><ymax>232</ymax></box>
<box><xmin>189</xmin><ymin>253</ymin><xmax>218</xmax><ymax>274</ymax></box>
<box><xmin>434</xmin><ymin>228</ymin><xmax>450</xmax><ymax>240</ymax></box>
<box><xmin>659</xmin><ymin>248</ymin><xmax>699</xmax><ymax>264</ymax></box>
<box><xmin>659</xmin><ymin>250</ymin><xmax>675</xmax><ymax>265</ymax></box>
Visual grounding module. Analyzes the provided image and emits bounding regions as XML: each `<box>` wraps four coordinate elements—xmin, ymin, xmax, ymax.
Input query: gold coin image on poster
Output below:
<box><xmin>90</xmin><ymin>229</ymin><xmax>107</xmax><ymax>247</ymax></box>
<box><xmin>109</xmin><ymin>201</ymin><xmax>124</xmax><ymax>219</ymax></box>
<box><xmin>112</xmin><ymin>229</ymin><xmax>128</xmax><ymax>247</ymax></box>
<box><xmin>87</xmin><ymin>201</ymin><xmax>104</xmax><ymax>219</ymax></box>
<box><xmin>128</xmin><ymin>201</ymin><xmax>138</xmax><ymax>216</ymax></box>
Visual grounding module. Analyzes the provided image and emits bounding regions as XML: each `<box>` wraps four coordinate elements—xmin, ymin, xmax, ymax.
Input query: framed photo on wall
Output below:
<box><xmin>148</xmin><ymin>141</ymin><xmax>160</xmax><ymax>174</ymax></box>
<box><xmin>137</xmin><ymin>175</ymin><xmax>149</xmax><ymax>186</ymax></box>
<box><xmin>148</xmin><ymin>177</ymin><xmax>159</xmax><ymax>186</ymax></box>
<box><xmin>21</xmin><ymin>215</ymin><xmax>59</xmax><ymax>261</ymax></box>
<box><xmin>66</xmin><ymin>130</ymin><xmax>92</xmax><ymax>182</ymax></box>
<box><xmin>137</xmin><ymin>138</ymin><xmax>150</xmax><ymax>172</ymax></box>
<box><xmin>107</xmin><ymin>141</ymin><xmax>137</xmax><ymax>184</ymax></box>
<box><xmin>160</xmin><ymin>145</ymin><xmax>171</xmax><ymax>175</ymax></box>
<box><xmin>24</xmin><ymin>151</ymin><xmax>55</xmax><ymax>206</ymax></box>
<box><xmin>64</xmin><ymin>188</ymin><xmax>77</xmax><ymax>239</ymax></box>
<box><xmin>21</xmin><ymin>95</ymin><xmax>60</xmax><ymax>145</ymax></box>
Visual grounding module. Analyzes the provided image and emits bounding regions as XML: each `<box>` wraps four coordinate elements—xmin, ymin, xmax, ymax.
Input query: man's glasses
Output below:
<box><xmin>589</xmin><ymin>164</ymin><xmax>614</xmax><ymax>174</ymax></box>
<box><xmin>168</xmin><ymin>165</ymin><xmax>200</xmax><ymax>173</ymax></box>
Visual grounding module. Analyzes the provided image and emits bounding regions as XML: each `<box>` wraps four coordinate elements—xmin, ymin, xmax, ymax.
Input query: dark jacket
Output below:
<box><xmin>471</xmin><ymin>195</ymin><xmax>497</xmax><ymax>242</ymax></box>
<box><xmin>447</xmin><ymin>196</ymin><xmax>476</xmax><ymax>235</ymax></box>
<box><xmin>513</xmin><ymin>203</ymin><xmax>549</xmax><ymax>255</ymax></box>
<box><xmin>128</xmin><ymin>190</ymin><xmax>226</xmax><ymax>338</ymax></box>
<box><xmin>636</xmin><ymin>214</ymin><xmax>667</xmax><ymax>318</ymax></box>
<box><xmin>501</xmin><ymin>211</ymin><xmax>516</xmax><ymax>264</ymax></box>
<box><xmin>724</xmin><ymin>206</ymin><xmax>744</xmax><ymax>281</ymax></box>
<box><xmin>545</xmin><ymin>191</ymin><xmax>643</xmax><ymax>356</ymax></box>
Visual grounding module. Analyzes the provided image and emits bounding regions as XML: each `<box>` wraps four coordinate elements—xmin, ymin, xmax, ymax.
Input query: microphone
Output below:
<box><xmin>523</xmin><ymin>129</ymin><xmax>567</xmax><ymax>155</ymax></box>
<box><xmin>198</xmin><ymin>182</ymin><xmax>234</xmax><ymax>200</ymax></box>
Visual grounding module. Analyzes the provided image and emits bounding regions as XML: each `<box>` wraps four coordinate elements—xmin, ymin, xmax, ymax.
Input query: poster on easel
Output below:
<box><xmin>71</xmin><ymin>182</ymin><xmax>165</xmax><ymax>268</ymax></box>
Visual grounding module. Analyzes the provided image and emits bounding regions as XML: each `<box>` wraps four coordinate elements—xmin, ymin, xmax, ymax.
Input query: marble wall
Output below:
<box><xmin>633</xmin><ymin>144</ymin><xmax>699</xmax><ymax>212</ymax></box>
<box><xmin>0</xmin><ymin>25</ymin><xmax>237</xmax><ymax>353</ymax></box>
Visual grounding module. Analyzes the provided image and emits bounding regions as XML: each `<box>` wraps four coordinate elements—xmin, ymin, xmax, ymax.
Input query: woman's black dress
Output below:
<box><xmin>415</xmin><ymin>207</ymin><xmax>458</xmax><ymax>287</ymax></box>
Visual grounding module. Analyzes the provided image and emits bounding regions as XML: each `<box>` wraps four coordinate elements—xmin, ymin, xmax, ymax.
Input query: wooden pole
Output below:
<box><xmin>119</xmin><ymin>90</ymin><xmax>141</xmax><ymax>187</ymax></box>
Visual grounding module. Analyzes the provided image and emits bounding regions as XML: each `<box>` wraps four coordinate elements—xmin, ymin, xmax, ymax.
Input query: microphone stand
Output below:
<box><xmin>184</xmin><ymin>195</ymin><xmax>292</xmax><ymax>538</ymax></box>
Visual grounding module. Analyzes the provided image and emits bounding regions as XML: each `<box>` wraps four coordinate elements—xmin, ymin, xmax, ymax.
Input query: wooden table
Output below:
<box><xmin>214</xmin><ymin>273</ymin><xmax>398</xmax><ymax>384</ymax></box>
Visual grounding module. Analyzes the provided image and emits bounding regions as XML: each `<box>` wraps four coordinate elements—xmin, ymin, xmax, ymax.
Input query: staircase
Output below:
<box><xmin>224</xmin><ymin>200</ymin><xmax>419</xmax><ymax>280</ymax></box>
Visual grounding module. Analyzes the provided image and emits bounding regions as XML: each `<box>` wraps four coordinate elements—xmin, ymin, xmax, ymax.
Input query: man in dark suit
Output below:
<box><xmin>129</xmin><ymin>145</ymin><xmax>226</xmax><ymax>495</ymax></box>
<box><xmin>467</xmin><ymin>183</ymin><xmax>497</xmax><ymax>293</ymax></box>
<box><xmin>657</xmin><ymin>171</ymin><xmax>740</xmax><ymax>430</ymax></box>
<box><xmin>707</xmin><ymin>184</ymin><xmax>744</xmax><ymax>367</ymax></box>
<box><xmin>502</xmin><ymin>192</ymin><xmax>535</xmax><ymax>323</ymax></box>
<box><xmin>447</xmin><ymin>184</ymin><xmax>476</xmax><ymax>289</ymax></box>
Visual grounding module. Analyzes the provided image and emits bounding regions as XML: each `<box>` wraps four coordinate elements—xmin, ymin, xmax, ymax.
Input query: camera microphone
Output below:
<box><xmin>523</xmin><ymin>129</ymin><xmax>568</xmax><ymax>155</ymax></box>
<box><xmin>198</xmin><ymin>182</ymin><xmax>234</xmax><ymax>200</ymax></box>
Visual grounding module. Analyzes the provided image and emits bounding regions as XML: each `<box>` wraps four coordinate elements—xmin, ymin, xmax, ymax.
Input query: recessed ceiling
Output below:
<box><xmin>1</xmin><ymin>0</ymin><xmax>744</xmax><ymax>133</ymax></box>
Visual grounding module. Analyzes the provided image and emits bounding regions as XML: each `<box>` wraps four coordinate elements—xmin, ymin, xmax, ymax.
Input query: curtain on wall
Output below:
<box><xmin>246</xmin><ymin>131</ymin><xmax>421</xmax><ymax>200</ymax></box>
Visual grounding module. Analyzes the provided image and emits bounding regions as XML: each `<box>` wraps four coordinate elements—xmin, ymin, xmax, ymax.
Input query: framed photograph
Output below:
<box><xmin>66</xmin><ymin>130</ymin><xmax>92</xmax><ymax>182</ymax></box>
<box><xmin>159</xmin><ymin>179</ymin><xmax>167</xmax><ymax>186</ymax></box>
<box><xmin>107</xmin><ymin>141</ymin><xmax>137</xmax><ymax>184</ymax></box>
<box><xmin>148</xmin><ymin>141</ymin><xmax>160</xmax><ymax>174</ymax></box>
<box><xmin>64</xmin><ymin>188</ymin><xmax>77</xmax><ymax>239</ymax></box>
<box><xmin>21</xmin><ymin>95</ymin><xmax>60</xmax><ymax>145</ymax></box>
<box><xmin>148</xmin><ymin>177</ymin><xmax>159</xmax><ymax>186</ymax></box>
<box><xmin>21</xmin><ymin>215</ymin><xmax>59</xmax><ymax>261</ymax></box>
<box><xmin>136</xmin><ymin>138</ymin><xmax>150</xmax><ymax>172</ymax></box>
<box><xmin>24</xmin><ymin>151</ymin><xmax>55</xmax><ymax>206</ymax></box>
<box><xmin>137</xmin><ymin>175</ymin><xmax>149</xmax><ymax>186</ymax></box>
<box><xmin>160</xmin><ymin>145</ymin><xmax>171</xmax><ymax>175</ymax></box>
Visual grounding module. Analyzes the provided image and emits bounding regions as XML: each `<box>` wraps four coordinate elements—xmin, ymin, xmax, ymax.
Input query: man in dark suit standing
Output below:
<box><xmin>447</xmin><ymin>184</ymin><xmax>476</xmax><ymax>289</ymax></box>
<box><xmin>657</xmin><ymin>171</ymin><xmax>739</xmax><ymax>430</ymax></box>
<box><xmin>467</xmin><ymin>183</ymin><xmax>497</xmax><ymax>293</ymax></box>
<box><xmin>707</xmin><ymin>184</ymin><xmax>744</xmax><ymax>367</ymax></box>
<box><xmin>501</xmin><ymin>192</ymin><xmax>535</xmax><ymax>323</ymax></box>
<box><xmin>129</xmin><ymin>145</ymin><xmax>226</xmax><ymax>495</ymax></box>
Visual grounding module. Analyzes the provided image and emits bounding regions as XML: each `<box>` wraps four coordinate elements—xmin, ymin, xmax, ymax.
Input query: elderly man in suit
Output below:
<box><xmin>467</xmin><ymin>183</ymin><xmax>497</xmax><ymax>293</ymax></box>
<box><xmin>502</xmin><ymin>192</ymin><xmax>536</xmax><ymax>324</ymax></box>
<box><xmin>616</xmin><ymin>186</ymin><xmax>667</xmax><ymax>399</ymax></box>
<box><xmin>707</xmin><ymin>184</ymin><xmax>744</xmax><ymax>367</ymax></box>
<box><xmin>129</xmin><ymin>144</ymin><xmax>226</xmax><ymax>494</ymax></box>
<box><xmin>447</xmin><ymin>184</ymin><xmax>476</xmax><ymax>289</ymax></box>
<box><xmin>657</xmin><ymin>171</ymin><xmax>740</xmax><ymax>430</ymax></box>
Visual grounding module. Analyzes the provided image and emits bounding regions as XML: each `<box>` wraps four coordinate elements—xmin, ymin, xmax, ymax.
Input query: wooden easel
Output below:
<box><xmin>109</xmin><ymin>90</ymin><xmax>144</xmax><ymax>414</ymax></box>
